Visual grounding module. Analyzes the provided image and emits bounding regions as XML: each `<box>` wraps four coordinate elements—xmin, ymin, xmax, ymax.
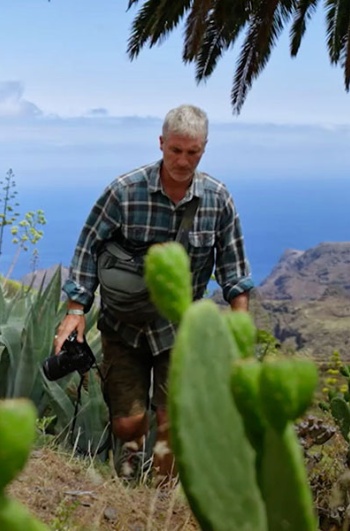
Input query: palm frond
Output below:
<box><xmin>326</xmin><ymin>0</ymin><xmax>350</xmax><ymax>88</ymax></box>
<box><xmin>127</xmin><ymin>0</ymin><xmax>192</xmax><ymax>59</ymax></box>
<box><xmin>186</xmin><ymin>0</ymin><xmax>251</xmax><ymax>78</ymax></box>
<box><xmin>182</xmin><ymin>0</ymin><xmax>213</xmax><ymax>59</ymax></box>
<box><xmin>290</xmin><ymin>0</ymin><xmax>319</xmax><ymax>56</ymax></box>
<box><xmin>232</xmin><ymin>0</ymin><xmax>293</xmax><ymax>114</ymax></box>
<box><xmin>213</xmin><ymin>0</ymin><xmax>251</xmax><ymax>28</ymax></box>
<box><xmin>190</xmin><ymin>23</ymin><xmax>229</xmax><ymax>79</ymax></box>
<box><xmin>128</xmin><ymin>0</ymin><xmax>141</xmax><ymax>8</ymax></box>
<box><xmin>344</xmin><ymin>26</ymin><xmax>350</xmax><ymax>89</ymax></box>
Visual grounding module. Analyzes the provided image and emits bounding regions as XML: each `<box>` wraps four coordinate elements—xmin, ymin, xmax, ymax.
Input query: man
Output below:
<box><xmin>55</xmin><ymin>104</ymin><xmax>253</xmax><ymax>484</ymax></box>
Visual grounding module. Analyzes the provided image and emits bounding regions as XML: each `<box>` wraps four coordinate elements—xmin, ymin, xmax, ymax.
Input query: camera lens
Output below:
<box><xmin>42</xmin><ymin>349</ymin><xmax>74</xmax><ymax>381</ymax></box>
<box><xmin>42</xmin><ymin>334</ymin><xmax>95</xmax><ymax>381</ymax></box>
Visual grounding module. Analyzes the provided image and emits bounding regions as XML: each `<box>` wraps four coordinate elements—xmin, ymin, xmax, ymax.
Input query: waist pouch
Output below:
<box><xmin>97</xmin><ymin>241</ymin><xmax>159</xmax><ymax>324</ymax></box>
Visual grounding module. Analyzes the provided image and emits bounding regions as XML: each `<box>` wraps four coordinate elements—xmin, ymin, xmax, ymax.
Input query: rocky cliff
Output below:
<box><xmin>212</xmin><ymin>241</ymin><xmax>350</xmax><ymax>360</ymax></box>
<box><xmin>258</xmin><ymin>242</ymin><xmax>350</xmax><ymax>300</ymax></box>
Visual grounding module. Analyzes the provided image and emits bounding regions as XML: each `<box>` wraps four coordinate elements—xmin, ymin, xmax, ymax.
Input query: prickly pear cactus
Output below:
<box><xmin>0</xmin><ymin>399</ymin><xmax>37</xmax><ymax>491</ymax></box>
<box><xmin>261</xmin><ymin>423</ymin><xmax>316</xmax><ymax>531</ymax></box>
<box><xmin>0</xmin><ymin>497</ymin><xmax>48</xmax><ymax>531</ymax></box>
<box><xmin>0</xmin><ymin>399</ymin><xmax>49</xmax><ymax>530</ymax></box>
<box><xmin>145</xmin><ymin>241</ymin><xmax>318</xmax><ymax>531</ymax></box>
<box><xmin>230</xmin><ymin>359</ymin><xmax>266</xmax><ymax>453</ymax></box>
<box><xmin>232</xmin><ymin>357</ymin><xmax>318</xmax><ymax>531</ymax></box>
<box><xmin>169</xmin><ymin>300</ymin><xmax>267</xmax><ymax>531</ymax></box>
<box><xmin>259</xmin><ymin>358</ymin><xmax>318</xmax><ymax>531</ymax></box>
<box><xmin>144</xmin><ymin>241</ymin><xmax>192</xmax><ymax>323</ymax></box>
<box><xmin>330</xmin><ymin>396</ymin><xmax>350</xmax><ymax>441</ymax></box>
<box><xmin>223</xmin><ymin>310</ymin><xmax>256</xmax><ymax>358</ymax></box>
<box><xmin>259</xmin><ymin>357</ymin><xmax>319</xmax><ymax>433</ymax></box>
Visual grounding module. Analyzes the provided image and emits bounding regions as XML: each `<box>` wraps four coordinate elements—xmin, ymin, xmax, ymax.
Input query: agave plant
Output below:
<box><xmin>0</xmin><ymin>267</ymin><xmax>109</xmax><ymax>459</ymax></box>
<box><xmin>0</xmin><ymin>267</ymin><xmax>63</xmax><ymax>404</ymax></box>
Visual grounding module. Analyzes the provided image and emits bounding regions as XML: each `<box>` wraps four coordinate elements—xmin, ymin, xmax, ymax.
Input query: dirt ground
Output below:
<box><xmin>7</xmin><ymin>447</ymin><xmax>200</xmax><ymax>531</ymax></box>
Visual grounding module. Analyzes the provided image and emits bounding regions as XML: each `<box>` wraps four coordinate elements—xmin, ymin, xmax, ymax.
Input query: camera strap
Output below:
<box><xmin>70</xmin><ymin>361</ymin><xmax>112</xmax><ymax>457</ymax></box>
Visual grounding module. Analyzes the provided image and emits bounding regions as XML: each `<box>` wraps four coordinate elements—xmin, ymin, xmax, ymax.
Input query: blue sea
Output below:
<box><xmin>1</xmin><ymin>176</ymin><xmax>349</xmax><ymax>288</ymax></box>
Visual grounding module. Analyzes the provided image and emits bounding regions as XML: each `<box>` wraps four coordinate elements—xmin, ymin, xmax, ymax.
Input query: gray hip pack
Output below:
<box><xmin>97</xmin><ymin>197</ymin><xmax>199</xmax><ymax>325</ymax></box>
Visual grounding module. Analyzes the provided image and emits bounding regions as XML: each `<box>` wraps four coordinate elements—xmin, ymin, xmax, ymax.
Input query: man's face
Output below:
<box><xmin>159</xmin><ymin>133</ymin><xmax>206</xmax><ymax>183</ymax></box>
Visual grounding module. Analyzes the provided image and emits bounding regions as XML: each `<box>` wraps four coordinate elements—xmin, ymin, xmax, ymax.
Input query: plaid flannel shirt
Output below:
<box><xmin>63</xmin><ymin>160</ymin><xmax>253</xmax><ymax>355</ymax></box>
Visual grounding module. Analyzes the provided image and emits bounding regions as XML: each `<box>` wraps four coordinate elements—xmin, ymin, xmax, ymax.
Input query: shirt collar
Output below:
<box><xmin>148</xmin><ymin>159</ymin><xmax>205</xmax><ymax>199</ymax></box>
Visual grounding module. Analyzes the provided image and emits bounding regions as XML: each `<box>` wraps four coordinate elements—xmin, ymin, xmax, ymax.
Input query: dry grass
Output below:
<box><xmin>7</xmin><ymin>445</ymin><xmax>199</xmax><ymax>531</ymax></box>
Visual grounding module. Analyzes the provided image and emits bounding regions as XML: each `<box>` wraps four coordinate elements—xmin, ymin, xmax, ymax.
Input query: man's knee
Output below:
<box><xmin>112</xmin><ymin>413</ymin><xmax>148</xmax><ymax>442</ymax></box>
<box><xmin>155</xmin><ymin>407</ymin><xmax>169</xmax><ymax>434</ymax></box>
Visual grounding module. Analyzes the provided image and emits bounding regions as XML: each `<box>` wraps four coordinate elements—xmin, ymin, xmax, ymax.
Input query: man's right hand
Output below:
<box><xmin>54</xmin><ymin>314</ymin><xmax>86</xmax><ymax>355</ymax></box>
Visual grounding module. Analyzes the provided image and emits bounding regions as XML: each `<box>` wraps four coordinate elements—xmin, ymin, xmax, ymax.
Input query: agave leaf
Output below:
<box><xmin>0</xmin><ymin>345</ymin><xmax>9</xmax><ymax>397</ymax></box>
<box><xmin>37</xmin><ymin>266</ymin><xmax>62</xmax><ymax>310</ymax></box>
<box><xmin>12</xmin><ymin>313</ymin><xmax>41</xmax><ymax>398</ymax></box>
<box><xmin>0</xmin><ymin>282</ymin><xmax>9</xmax><ymax>324</ymax></box>
<box><xmin>0</xmin><ymin>324</ymin><xmax>23</xmax><ymax>397</ymax></box>
<box><xmin>8</xmin><ymin>294</ymin><xmax>33</xmax><ymax>326</ymax></box>
<box><xmin>72</xmin><ymin>371</ymin><xmax>109</xmax><ymax>455</ymax></box>
<box><xmin>43</xmin><ymin>375</ymin><xmax>75</xmax><ymax>435</ymax></box>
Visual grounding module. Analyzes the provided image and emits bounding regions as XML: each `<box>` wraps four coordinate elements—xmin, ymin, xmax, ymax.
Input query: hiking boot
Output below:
<box><xmin>115</xmin><ymin>441</ymin><xmax>152</xmax><ymax>485</ymax></box>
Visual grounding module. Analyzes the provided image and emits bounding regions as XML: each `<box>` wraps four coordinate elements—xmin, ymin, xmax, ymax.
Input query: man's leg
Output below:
<box><xmin>152</xmin><ymin>350</ymin><xmax>177</xmax><ymax>485</ymax></box>
<box><xmin>100</xmin><ymin>334</ymin><xmax>152</xmax><ymax>480</ymax></box>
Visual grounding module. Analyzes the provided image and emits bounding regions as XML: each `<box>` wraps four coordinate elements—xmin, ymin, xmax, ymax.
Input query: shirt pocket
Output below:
<box><xmin>188</xmin><ymin>231</ymin><xmax>215</xmax><ymax>269</ymax></box>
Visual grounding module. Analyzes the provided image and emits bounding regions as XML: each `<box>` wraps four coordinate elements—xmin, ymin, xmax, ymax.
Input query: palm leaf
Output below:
<box><xmin>325</xmin><ymin>0</ymin><xmax>350</xmax><ymax>89</ymax></box>
<box><xmin>184</xmin><ymin>0</ymin><xmax>250</xmax><ymax>75</ymax></box>
<box><xmin>127</xmin><ymin>0</ymin><xmax>192</xmax><ymax>58</ymax></box>
<box><xmin>128</xmin><ymin>0</ymin><xmax>141</xmax><ymax>7</ymax></box>
<box><xmin>290</xmin><ymin>0</ymin><xmax>319</xmax><ymax>56</ymax></box>
<box><xmin>182</xmin><ymin>0</ymin><xmax>213</xmax><ymax>59</ymax></box>
<box><xmin>232</xmin><ymin>0</ymin><xmax>294</xmax><ymax>114</ymax></box>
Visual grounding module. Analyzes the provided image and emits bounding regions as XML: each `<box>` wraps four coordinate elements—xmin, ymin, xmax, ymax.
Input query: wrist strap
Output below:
<box><xmin>67</xmin><ymin>309</ymin><xmax>84</xmax><ymax>316</ymax></box>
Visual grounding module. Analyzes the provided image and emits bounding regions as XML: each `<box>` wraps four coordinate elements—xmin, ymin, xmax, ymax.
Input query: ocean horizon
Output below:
<box><xmin>1</xmin><ymin>175</ymin><xmax>349</xmax><ymax>289</ymax></box>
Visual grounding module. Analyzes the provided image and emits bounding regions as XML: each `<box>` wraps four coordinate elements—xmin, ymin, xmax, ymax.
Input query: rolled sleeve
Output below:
<box><xmin>223</xmin><ymin>275</ymin><xmax>254</xmax><ymax>303</ymax></box>
<box><xmin>62</xmin><ymin>278</ymin><xmax>96</xmax><ymax>311</ymax></box>
<box><xmin>215</xmin><ymin>193</ymin><xmax>254</xmax><ymax>302</ymax></box>
<box><xmin>62</xmin><ymin>184</ymin><xmax>122</xmax><ymax>310</ymax></box>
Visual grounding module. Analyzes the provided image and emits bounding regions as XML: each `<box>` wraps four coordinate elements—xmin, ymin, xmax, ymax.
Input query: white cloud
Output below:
<box><xmin>0</xmin><ymin>85</ymin><xmax>349</xmax><ymax>190</ymax></box>
<box><xmin>0</xmin><ymin>81</ymin><xmax>42</xmax><ymax>118</ymax></box>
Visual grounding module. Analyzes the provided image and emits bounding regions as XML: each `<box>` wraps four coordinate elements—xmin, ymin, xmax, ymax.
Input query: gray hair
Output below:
<box><xmin>162</xmin><ymin>104</ymin><xmax>208</xmax><ymax>141</ymax></box>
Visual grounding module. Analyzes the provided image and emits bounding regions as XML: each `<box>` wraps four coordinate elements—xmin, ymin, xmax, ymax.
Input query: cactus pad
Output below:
<box><xmin>145</xmin><ymin>242</ymin><xmax>192</xmax><ymax>323</ymax></box>
<box><xmin>169</xmin><ymin>300</ymin><xmax>267</xmax><ymax>531</ymax></box>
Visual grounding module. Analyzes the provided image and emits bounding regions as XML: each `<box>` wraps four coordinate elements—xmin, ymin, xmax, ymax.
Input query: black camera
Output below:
<box><xmin>43</xmin><ymin>332</ymin><xmax>95</xmax><ymax>381</ymax></box>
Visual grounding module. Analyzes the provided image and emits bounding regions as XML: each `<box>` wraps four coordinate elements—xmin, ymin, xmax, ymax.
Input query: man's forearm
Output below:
<box><xmin>230</xmin><ymin>292</ymin><xmax>250</xmax><ymax>312</ymax></box>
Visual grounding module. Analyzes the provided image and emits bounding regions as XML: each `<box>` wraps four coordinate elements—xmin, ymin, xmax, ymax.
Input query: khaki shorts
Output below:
<box><xmin>100</xmin><ymin>333</ymin><xmax>170</xmax><ymax>418</ymax></box>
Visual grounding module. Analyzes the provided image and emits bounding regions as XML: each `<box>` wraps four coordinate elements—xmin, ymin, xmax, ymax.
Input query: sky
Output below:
<box><xmin>0</xmin><ymin>0</ymin><xmax>349</xmax><ymax>191</ymax></box>
<box><xmin>0</xmin><ymin>0</ymin><xmax>349</xmax><ymax>281</ymax></box>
